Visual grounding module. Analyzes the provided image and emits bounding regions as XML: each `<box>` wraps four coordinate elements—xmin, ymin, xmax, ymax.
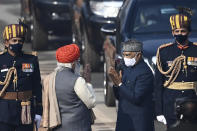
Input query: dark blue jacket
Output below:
<box><xmin>0</xmin><ymin>51</ymin><xmax>42</xmax><ymax>125</ymax></box>
<box><xmin>114</xmin><ymin>59</ymin><xmax>154</xmax><ymax>131</ymax></box>
<box><xmin>155</xmin><ymin>42</ymin><xmax>197</xmax><ymax>127</ymax></box>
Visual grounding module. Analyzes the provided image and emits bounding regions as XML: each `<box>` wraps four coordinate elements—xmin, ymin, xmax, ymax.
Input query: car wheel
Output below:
<box><xmin>82</xmin><ymin>29</ymin><xmax>100</xmax><ymax>71</ymax></box>
<box><xmin>32</xmin><ymin>15</ymin><xmax>48</xmax><ymax>50</ymax></box>
<box><xmin>104</xmin><ymin>59</ymin><xmax>116</xmax><ymax>107</ymax></box>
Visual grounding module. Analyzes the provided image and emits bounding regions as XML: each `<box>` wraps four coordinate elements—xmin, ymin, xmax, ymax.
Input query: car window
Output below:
<box><xmin>133</xmin><ymin>3</ymin><xmax>197</xmax><ymax>34</ymax></box>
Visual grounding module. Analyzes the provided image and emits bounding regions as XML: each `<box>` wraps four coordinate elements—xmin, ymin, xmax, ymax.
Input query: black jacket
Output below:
<box><xmin>0</xmin><ymin>51</ymin><xmax>42</xmax><ymax>125</ymax></box>
<box><xmin>154</xmin><ymin>42</ymin><xmax>197</xmax><ymax>127</ymax></box>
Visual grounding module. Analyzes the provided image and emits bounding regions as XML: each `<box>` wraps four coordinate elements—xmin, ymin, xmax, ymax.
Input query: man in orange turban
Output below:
<box><xmin>56</xmin><ymin>43</ymin><xmax>81</xmax><ymax>75</ymax></box>
<box><xmin>40</xmin><ymin>44</ymin><xmax>96</xmax><ymax>131</ymax></box>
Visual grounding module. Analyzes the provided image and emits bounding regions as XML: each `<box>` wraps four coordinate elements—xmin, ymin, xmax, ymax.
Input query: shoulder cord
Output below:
<box><xmin>0</xmin><ymin>67</ymin><xmax>17</xmax><ymax>97</ymax></box>
<box><xmin>156</xmin><ymin>46</ymin><xmax>186</xmax><ymax>87</ymax></box>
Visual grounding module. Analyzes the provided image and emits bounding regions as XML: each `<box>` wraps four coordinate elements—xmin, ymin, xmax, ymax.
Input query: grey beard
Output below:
<box><xmin>54</xmin><ymin>62</ymin><xmax>81</xmax><ymax>76</ymax></box>
<box><xmin>54</xmin><ymin>66</ymin><xmax>65</xmax><ymax>72</ymax></box>
<box><xmin>55</xmin><ymin>62</ymin><xmax>72</xmax><ymax>72</ymax></box>
<box><xmin>74</xmin><ymin>62</ymin><xmax>81</xmax><ymax>76</ymax></box>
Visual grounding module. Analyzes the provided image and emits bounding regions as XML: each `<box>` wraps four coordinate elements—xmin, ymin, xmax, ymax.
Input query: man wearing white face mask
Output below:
<box><xmin>109</xmin><ymin>39</ymin><xmax>155</xmax><ymax>131</ymax></box>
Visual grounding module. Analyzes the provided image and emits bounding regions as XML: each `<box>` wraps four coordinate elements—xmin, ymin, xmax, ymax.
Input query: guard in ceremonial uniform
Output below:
<box><xmin>155</xmin><ymin>8</ymin><xmax>197</xmax><ymax>128</ymax></box>
<box><xmin>0</xmin><ymin>20</ymin><xmax>42</xmax><ymax>131</ymax></box>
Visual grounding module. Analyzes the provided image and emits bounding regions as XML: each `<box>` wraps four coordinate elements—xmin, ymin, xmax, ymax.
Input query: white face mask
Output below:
<box><xmin>124</xmin><ymin>57</ymin><xmax>136</xmax><ymax>67</ymax></box>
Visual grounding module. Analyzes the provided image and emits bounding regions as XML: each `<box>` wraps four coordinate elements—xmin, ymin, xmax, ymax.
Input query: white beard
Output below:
<box><xmin>55</xmin><ymin>61</ymin><xmax>81</xmax><ymax>76</ymax></box>
<box><xmin>74</xmin><ymin>61</ymin><xmax>81</xmax><ymax>76</ymax></box>
<box><xmin>55</xmin><ymin>62</ymin><xmax>72</xmax><ymax>72</ymax></box>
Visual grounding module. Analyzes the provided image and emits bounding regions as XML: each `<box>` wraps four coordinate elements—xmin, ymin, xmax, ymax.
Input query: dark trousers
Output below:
<box><xmin>0</xmin><ymin>122</ymin><xmax>33</xmax><ymax>131</ymax></box>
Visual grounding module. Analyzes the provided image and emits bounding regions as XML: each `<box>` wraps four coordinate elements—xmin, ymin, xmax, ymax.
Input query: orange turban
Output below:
<box><xmin>56</xmin><ymin>44</ymin><xmax>80</xmax><ymax>63</ymax></box>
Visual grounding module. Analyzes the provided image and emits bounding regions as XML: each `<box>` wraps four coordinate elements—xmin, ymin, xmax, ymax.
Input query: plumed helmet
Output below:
<box><xmin>3</xmin><ymin>18</ymin><xmax>28</xmax><ymax>40</ymax></box>
<box><xmin>170</xmin><ymin>7</ymin><xmax>193</xmax><ymax>31</ymax></box>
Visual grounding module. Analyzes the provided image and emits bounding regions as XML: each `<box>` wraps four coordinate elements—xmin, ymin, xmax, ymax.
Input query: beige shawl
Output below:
<box><xmin>39</xmin><ymin>71</ymin><xmax>61</xmax><ymax>131</ymax></box>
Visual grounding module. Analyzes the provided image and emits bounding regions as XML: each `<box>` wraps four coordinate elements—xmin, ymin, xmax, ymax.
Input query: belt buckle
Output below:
<box><xmin>21</xmin><ymin>101</ymin><xmax>31</xmax><ymax>106</ymax></box>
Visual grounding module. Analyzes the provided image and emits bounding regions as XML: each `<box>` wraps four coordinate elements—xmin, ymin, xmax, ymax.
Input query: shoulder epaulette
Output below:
<box><xmin>158</xmin><ymin>43</ymin><xmax>173</xmax><ymax>50</ymax></box>
<box><xmin>23</xmin><ymin>51</ymin><xmax>37</xmax><ymax>56</ymax></box>
<box><xmin>193</xmin><ymin>42</ymin><xmax>197</xmax><ymax>46</ymax></box>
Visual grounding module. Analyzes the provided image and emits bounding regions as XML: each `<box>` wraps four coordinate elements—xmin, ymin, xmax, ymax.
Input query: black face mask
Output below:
<box><xmin>174</xmin><ymin>34</ymin><xmax>188</xmax><ymax>45</ymax></box>
<box><xmin>9</xmin><ymin>43</ymin><xmax>23</xmax><ymax>55</ymax></box>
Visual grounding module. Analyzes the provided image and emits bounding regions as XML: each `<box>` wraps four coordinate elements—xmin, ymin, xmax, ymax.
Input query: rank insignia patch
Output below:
<box><xmin>1</xmin><ymin>68</ymin><xmax>8</xmax><ymax>73</ymax></box>
<box><xmin>187</xmin><ymin>57</ymin><xmax>197</xmax><ymax>66</ymax></box>
<box><xmin>22</xmin><ymin>63</ymin><xmax>34</xmax><ymax>72</ymax></box>
<box><xmin>1</xmin><ymin>65</ymin><xmax>8</xmax><ymax>73</ymax></box>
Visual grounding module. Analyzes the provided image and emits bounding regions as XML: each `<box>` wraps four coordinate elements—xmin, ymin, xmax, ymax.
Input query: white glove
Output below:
<box><xmin>156</xmin><ymin>115</ymin><xmax>167</xmax><ymax>125</ymax></box>
<box><xmin>34</xmin><ymin>114</ymin><xmax>42</xmax><ymax>128</ymax></box>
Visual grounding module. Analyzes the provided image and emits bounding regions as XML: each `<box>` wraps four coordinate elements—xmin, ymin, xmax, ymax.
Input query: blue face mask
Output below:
<box><xmin>174</xmin><ymin>34</ymin><xmax>188</xmax><ymax>45</ymax></box>
<box><xmin>9</xmin><ymin>43</ymin><xmax>23</xmax><ymax>55</ymax></box>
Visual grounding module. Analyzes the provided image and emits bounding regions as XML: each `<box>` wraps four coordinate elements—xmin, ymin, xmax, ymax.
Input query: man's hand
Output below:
<box><xmin>156</xmin><ymin>115</ymin><xmax>167</xmax><ymax>125</ymax></box>
<box><xmin>34</xmin><ymin>114</ymin><xmax>42</xmax><ymax>128</ymax></box>
<box><xmin>83</xmin><ymin>64</ymin><xmax>91</xmax><ymax>83</ymax></box>
<box><xmin>108</xmin><ymin>66</ymin><xmax>121</xmax><ymax>86</ymax></box>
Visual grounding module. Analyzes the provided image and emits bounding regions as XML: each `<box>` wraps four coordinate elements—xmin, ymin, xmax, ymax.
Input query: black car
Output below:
<box><xmin>72</xmin><ymin>0</ymin><xmax>123</xmax><ymax>71</ymax></box>
<box><xmin>101</xmin><ymin>0</ymin><xmax>197</xmax><ymax>106</ymax></box>
<box><xmin>20</xmin><ymin>0</ymin><xmax>73</xmax><ymax>50</ymax></box>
